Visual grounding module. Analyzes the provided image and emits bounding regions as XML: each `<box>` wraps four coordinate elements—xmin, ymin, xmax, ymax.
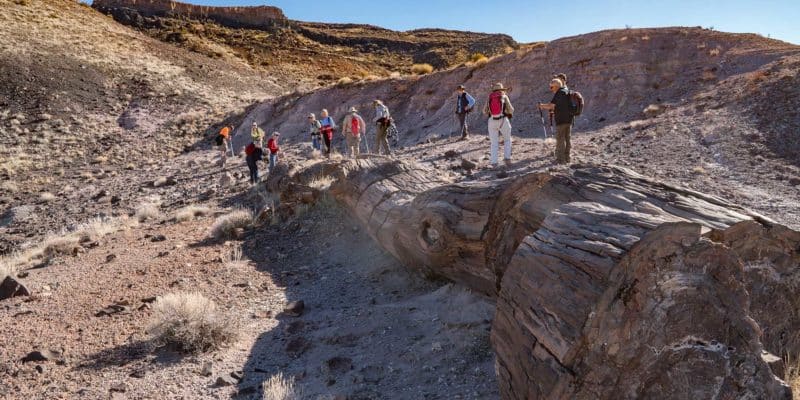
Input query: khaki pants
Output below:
<box><xmin>376</xmin><ymin>124</ymin><xmax>391</xmax><ymax>155</ymax></box>
<box><xmin>345</xmin><ymin>134</ymin><xmax>361</xmax><ymax>157</ymax></box>
<box><xmin>555</xmin><ymin>123</ymin><xmax>571</xmax><ymax>164</ymax></box>
<box><xmin>488</xmin><ymin>117</ymin><xmax>512</xmax><ymax>165</ymax></box>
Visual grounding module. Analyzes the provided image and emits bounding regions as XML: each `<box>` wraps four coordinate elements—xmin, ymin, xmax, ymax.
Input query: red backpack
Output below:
<box><xmin>488</xmin><ymin>91</ymin><xmax>505</xmax><ymax>116</ymax></box>
<box><xmin>350</xmin><ymin>116</ymin><xmax>360</xmax><ymax>136</ymax></box>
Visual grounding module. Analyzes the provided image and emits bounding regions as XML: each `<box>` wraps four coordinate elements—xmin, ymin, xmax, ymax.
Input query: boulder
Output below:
<box><xmin>0</xmin><ymin>276</ymin><xmax>30</xmax><ymax>300</ymax></box>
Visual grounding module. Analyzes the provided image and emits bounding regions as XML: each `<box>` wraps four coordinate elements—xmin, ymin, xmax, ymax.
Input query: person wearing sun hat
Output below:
<box><xmin>307</xmin><ymin>112</ymin><xmax>322</xmax><ymax>152</ymax></box>
<box><xmin>484</xmin><ymin>82</ymin><xmax>515</xmax><ymax>167</ymax></box>
<box><xmin>342</xmin><ymin>107</ymin><xmax>366</xmax><ymax>158</ymax></box>
<box><xmin>455</xmin><ymin>84</ymin><xmax>475</xmax><ymax>139</ymax></box>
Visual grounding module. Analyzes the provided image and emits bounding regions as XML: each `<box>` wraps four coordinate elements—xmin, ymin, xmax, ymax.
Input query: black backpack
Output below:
<box><xmin>215</xmin><ymin>134</ymin><xmax>225</xmax><ymax>146</ymax></box>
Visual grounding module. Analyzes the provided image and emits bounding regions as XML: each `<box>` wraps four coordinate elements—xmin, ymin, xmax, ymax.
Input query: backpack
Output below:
<box><xmin>350</xmin><ymin>116</ymin><xmax>360</xmax><ymax>136</ymax></box>
<box><xmin>488</xmin><ymin>91</ymin><xmax>504</xmax><ymax>116</ymax></box>
<box><xmin>215</xmin><ymin>134</ymin><xmax>224</xmax><ymax>146</ymax></box>
<box><xmin>569</xmin><ymin>90</ymin><xmax>584</xmax><ymax>116</ymax></box>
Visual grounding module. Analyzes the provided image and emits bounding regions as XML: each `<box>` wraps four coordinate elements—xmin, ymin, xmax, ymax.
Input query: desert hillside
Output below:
<box><xmin>93</xmin><ymin>0</ymin><xmax>519</xmax><ymax>88</ymax></box>
<box><xmin>2</xmin><ymin>1</ymin><xmax>800</xmax><ymax>399</ymax></box>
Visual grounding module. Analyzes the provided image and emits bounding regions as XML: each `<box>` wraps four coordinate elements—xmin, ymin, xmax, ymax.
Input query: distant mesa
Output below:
<box><xmin>92</xmin><ymin>0</ymin><xmax>288</xmax><ymax>30</ymax></box>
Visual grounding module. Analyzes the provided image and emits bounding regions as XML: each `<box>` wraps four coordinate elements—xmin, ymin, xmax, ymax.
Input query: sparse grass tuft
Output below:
<box><xmin>40</xmin><ymin>192</ymin><xmax>56</xmax><ymax>202</ymax></box>
<box><xmin>135</xmin><ymin>202</ymin><xmax>161</xmax><ymax>222</ymax></box>
<box><xmin>411</xmin><ymin>63</ymin><xmax>434</xmax><ymax>75</ymax></box>
<box><xmin>786</xmin><ymin>356</ymin><xmax>800</xmax><ymax>398</ymax></box>
<box><xmin>0</xmin><ymin>260</ymin><xmax>15</xmax><ymax>281</ymax></box>
<box><xmin>263</xmin><ymin>373</ymin><xmax>303</xmax><ymax>400</ymax></box>
<box><xmin>148</xmin><ymin>292</ymin><xmax>237</xmax><ymax>353</ymax></box>
<box><xmin>175</xmin><ymin>205</ymin><xmax>211</xmax><ymax>222</ymax></box>
<box><xmin>336</xmin><ymin>77</ymin><xmax>353</xmax><ymax>86</ymax></box>
<box><xmin>1</xmin><ymin>181</ymin><xmax>19</xmax><ymax>193</ymax></box>
<box><xmin>472</xmin><ymin>57</ymin><xmax>489</xmax><ymax>68</ymax></box>
<box><xmin>210</xmin><ymin>208</ymin><xmax>253</xmax><ymax>240</ymax></box>
<box><xmin>221</xmin><ymin>246</ymin><xmax>247</xmax><ymax>270</ymax></box>
<box><xmin>307</xmin><ymin>175</ymin><xmax>335</xmax><ymax>191</ymax></box>
<box><xmin>470</xmin><ymin>53</ymin><xmax>487</xmax><ymax>63</ymax></box>
<box><xmin>691</xmin><ymin>166</ymin><xmax>707</xmax><ymax>175</ymax></box>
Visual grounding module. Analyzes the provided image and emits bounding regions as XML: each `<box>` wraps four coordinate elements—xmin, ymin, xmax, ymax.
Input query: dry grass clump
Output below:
<box><xmin>308</xmin><ymin>175</ymin><xmax>335</xmax><ymax>191</ymax></box>
<box><xmin>0</xmin><ymin>260</ymin><xmax>15</xmax><ymax>281</ymax></box>
<box><xmin>1</xmin><ymin>181</ymin><xmax>19</xmax><ymax>193</ymax></box>
<box><xmin>135</xmin><ymin>202</ymin><xmax>161</xmax><ymax>222</ymax></box>
<box><xmin>40</xmin><ymin>192</ymin><xmax>56</xmax><ymax>202</ymax></box>
<box><xmin>336</xmin><ymin>77</ymin><xmax>353</xmax><ymax>85</ymax></box>
<box><xmin>175</xmin><ymin>205</ymin><xmax>211</xmax><ymax>222</ymax></box>
<box><xmin>210</xmin><ymin>208</ymin><xmax>253</xmax><ymax>240</ymax></box>
<box><xmin>411</xmin><ymin>63</ymin><xmax>434</xmax><ymax>75</ymax></box>
<box><xmin>148</xmin><ymin>292</ymin><xmax>237</xmax><ymax>353</ymax></box>
<box><xmin>221</xmin><ymin>246</ymin><xmax>247</xmax><ymax>270</ymax></box>
<box><xmin>263</xmin><ymin>373</ymin><xmax>303</xmax><ymax>400</ymax></box>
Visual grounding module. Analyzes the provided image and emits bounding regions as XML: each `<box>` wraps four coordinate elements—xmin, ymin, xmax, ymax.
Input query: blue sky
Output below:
<box><xmin>89</xmin><ymin>0</ymin><xmax>800</xmax><ymax>44</ymax></box>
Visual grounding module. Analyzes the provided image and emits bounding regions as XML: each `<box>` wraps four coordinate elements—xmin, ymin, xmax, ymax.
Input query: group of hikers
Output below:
<box><xmin>215</xmin><ymin>74</ymin><xmax>582</xmax><ymax>184</ymax></box>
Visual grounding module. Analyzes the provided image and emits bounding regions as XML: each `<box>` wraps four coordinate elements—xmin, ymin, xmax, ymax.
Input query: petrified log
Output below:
<box><xmin>269</xmin><ymin>156</ymin><xmax>798</xmax><ymax>399</ymax></box>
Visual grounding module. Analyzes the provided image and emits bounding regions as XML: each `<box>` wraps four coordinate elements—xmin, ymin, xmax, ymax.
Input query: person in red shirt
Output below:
<box><xmin>266</xmin><ymin>132</ymin><xmax>280</xmax><ymax>171</ymax></box>
<box><xmin>244</xmin><ymin>142</ymin><xmax>263</xmax><ymax>184</ymax></box>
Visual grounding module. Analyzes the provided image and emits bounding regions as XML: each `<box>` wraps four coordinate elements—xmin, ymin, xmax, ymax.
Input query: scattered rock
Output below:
<box><xmin>21</xmin><ymin>350</ymin><xmax>61</xmax><ymax>363</ymax></box>
<box><xmin>324</xmin><ymin>356</ymin><xmax>353</xmax><ymax>376</ymax></box>
<box><xmin>109</xmin><ymin>382</ymin><xmax>127</xmax><ymax>393</ymax></box>
<box><xmin>215</xmin><ymin>375</ymin><xmax>237</xmax><ymax>387</ymax></box>
<box><xmin>460</xmin><ymin>158</ymin><xmax>477</xmax><ymax>170</ymax></box>
<box><xmin>285</xmin><ymin>337</ymin><xmax>311</xmax><ymax>356</ymax></box>
<box><xmin>35</xmin><ymin>365</ymin><xmax>45</xmax><ymax>374</ymax></box>
<box><xmin>496</xmin><ymin>170</ymin><xmax>509</xmax><ymax>179</ymax></box>
<box><xmin>200</xmin><ymin>362</ymin><xmax>213</xmax><ymax>377</ymax></box>
<box><xmin>789</xmin><ymin>177</ymin><xmax>800</xmax><ymax>186</ymax></box>
<box><xmin>106</xmin><ymin>254</ymin><xmax>117</xmax><ymax>263</ymax></box>
<box><xmin>219</xmin><ymin>173</ymin><xmax>234</xmax><ymax>187</ymax></box>
<box><xmin>152</xmin><ymin>177</ymin><xmax>168</xmax><ymax>187</ymax></box>
<box><xmin>283</xmin><ymin>300</ymin><xmax>305</xmax><ymax>317</ymax></box>
<box><xmin>444</xmin><ymin>150</ymin><xmax>458</xmax><ymax>159</ymax></box>
<box><xmin>141</xmin><ymin>296</ymin><xmax>157</xmax><ymax>303</ymax></box>
<box><xmin>95</xmin><ymin>302</ymin><xmax>130</xmax><ymax>317</ymax></box>
<box><xmin>0</xmin><ymin>276</ymin><xmax>30</xmax><ymax>300</ymax></box>
<box><xmin>129</xmin><ymin>369</ymin><xmax>146</xmax><ymax>379</ymax></box>
<box><xmin>230</xmin><ymin>371</ymin><xmax>244</xmax><ymax>381</ymax></box>
<box><xmin>150</xmin><ymin>234</ymin><xmax>167</xmax><ymax>242</ymax></box>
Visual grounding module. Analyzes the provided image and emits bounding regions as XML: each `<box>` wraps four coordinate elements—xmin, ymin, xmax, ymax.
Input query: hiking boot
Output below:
<box><xmin>503</xmin><ymin>158</ymin><xmax>512</xmax><ymax>165</ymax></box>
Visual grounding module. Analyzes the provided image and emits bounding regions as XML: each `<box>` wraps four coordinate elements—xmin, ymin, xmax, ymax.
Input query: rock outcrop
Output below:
<box><xmin>268</xmin><ymin>157</ymin><xmax>799</xmax><ymax>399</ymax></box>
<box><xmin>92</xmin><ymin>0</ymin><xmax>287</xmax><ymax>30</ymax></box>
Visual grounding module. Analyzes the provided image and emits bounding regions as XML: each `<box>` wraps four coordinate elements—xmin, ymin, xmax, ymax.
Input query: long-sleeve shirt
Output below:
<box><xmin>456</xmin><ymin>92</ymin><xmax>476</xmax><ymax>114</ymax></box>
<box><xmin>373</xmin><ymin>104</ymin><xmax>390</xmax><ymax>123</ymax></box>
<box><xmin>342</xmin><ymin>114</ymin><xmax>366</xmax><ymax>136</ymax></box>
<box><xmin>251</xmin><ymin>126</ymin><xmax>265</xmax><ymax>140</ymax></box>
<box><xmin>320</xmin><ymin>116</ymin><xmax>336</xmax><ymax>130</ymax></box>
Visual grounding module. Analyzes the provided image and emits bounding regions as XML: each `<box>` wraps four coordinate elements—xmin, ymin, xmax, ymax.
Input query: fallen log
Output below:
<box><xmin>268</xmin><ymin>156</ymin><xmax>799</xmax><ymax>399</ymax></box>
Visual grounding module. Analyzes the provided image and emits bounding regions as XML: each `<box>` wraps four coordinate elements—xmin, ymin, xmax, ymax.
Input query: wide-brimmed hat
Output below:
<box><xmin>348</xmin><ymin>107</ymin><xmax>358</xmax><ymax>113</ymax></box>
<box><xmin>457</xmin><ymin>85</ymin><xmax>466</xmax><ymax>90</ymax></box>
<box><xmin>308</xmin><ymin>113</ymin><xmax>315</xmax><ymax>119</ymax></box>
<box><xmin>252</xmin><ymin>121</ymin><xmax>258</xmax><ymax>126</ymax></box>
<box><xmin>373</xmin><ymin>99</ymin><xmax>383</xmax><ymax>105</ymax></box>
<box><xmin>272</xmin><ymin>132</ymin><xmax>280</xmax><ymax>137</ymax></box>
<box><xmin>492</xmin><ymin>82</ymin><xmax>509</xmax><ymax>92</ymax></box>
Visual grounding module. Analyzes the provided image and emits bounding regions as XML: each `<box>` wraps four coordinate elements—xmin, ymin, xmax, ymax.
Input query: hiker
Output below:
<box><xmin>244</xmin><ymin>142</ymin><xmax>263</xmax><ymax>185</ymax></box>
<box><xmin>484</xmin><ymin>82</ymin><xmax>515</xmax><ymax>167</ymax></box>
<box><xmin>538</xmin><ymin>78</ymin><xmax>573</xmax><ymax>164</ymax></box>
<box><xmin>455</xmin><ymin>85</ymin><xmax>476</xmax><ymax>139</ymax></box>
<box><xmin>319</xmin><ymin>109</ymin><xmax>336</xmax><ymax>156</ymax></box>
<box><xmin>308</xmin><ymin>113</ymin><xmax>322</xmax><ymax>152</ymax></box>
<box><xmin>554</xmin><ymin>73</ymin><xmax>568</xmax><ymax>89</ymax></box>
<box><xmin>342</xmin><ymin>107</ymin><xmax>366</xmax><ymax>158</ymax></box>
<box><xmin>251</xmin><ymin>122</ymin><xmax>265</xmax><ymax>148</ymax></box>
<box><xmin>266</xmin><ymin>132</ymin><xmax>280</xmax><ymax>171</ymax></box>
<box><xmin>373</xmin><ymin>100</ymin><xmax>392</xmax><ymax>155</ymax></box>
<box><xmin>215</xmin><ymin>125</ymin><xmax>232</xmax><ymax>164</ymax></box>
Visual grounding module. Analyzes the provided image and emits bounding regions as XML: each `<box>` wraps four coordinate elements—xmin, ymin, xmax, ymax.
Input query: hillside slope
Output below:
<box><xmin>92</xmin><ymin>0</ymin><xmax>519</xmax><ymax>88</ymax></box>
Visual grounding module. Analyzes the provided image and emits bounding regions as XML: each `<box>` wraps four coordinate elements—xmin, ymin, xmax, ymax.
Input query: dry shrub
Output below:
<box><xmin>0</xmin><ymin>261</ymin><xmax>14</xmax><ymax>281</ymax></box>
<box><xmin>307</xmin><ymin>175</ymin><xmax>335</xmax><ymax>191</ymax></box>
<box><xmin>389</xmin><ymin>71</ymin><xmax>401</xmax><ymax>78</ymax></box>
<box><xmin>336</xmin><ymin>77</ymin><xmax>353</xmax><ymax>86</ymax></box>
<box><xmin>473</xmin><ymin>57</ymin><xmax>489</xmax><ymax>68</ymax></box>
<box><xmin>75</xmin><ymin>216</ymin><xmax>126</xmax><ymax>241</ymax></box>
<box><xmin>470</xmin><ymin>53</ymin><xmax>487</xmax><ymax>63</ymax></box>
<box><xmin>263</xmin><ymin>373</ymin><xmax>303</xmax><ymax>400</ymax></box>
<box><xmin>175</xmin><ymin>205</ymin><xmax>211</xmax><ymax>222</ymax></box>
<box><xmin>221</xmin><ymin>246</ymin><xmax>247</xmax><ymax>270</ymax></box>
<box><xmin>1</xmin><ymin>181</ymin><xmax>19</xmax><ymax>193</ymax></box>
<box><xmin>210</xmin><ymin>208</ymin><xmax>253</xmax><ymax>240</ymax></box>
<box><xmin>709</xmin><ymin>48</ymin><xmax>720</xmax><ymax>56</ymax></box>
<box><xmin>411</xmin><ymin>63</ymin><xmax>434</xmax><ymax>75</ymax></box>
<box><xmin>135</xmin><ymin>202</ymin><xmax>161</xmax><ymax>222</ymax></box>
<box><xmin>148</xmin><ymin>292</ymin><xmax>237</xmax><ymax>353</ymax></box>
<box><xmin>787</xmin><ymin>356</ymin><xmax>800</xmax><ymax>398</ymax></box>
<box><xmin>40</xmin><ymin>234</ymin><xmax>82</xmax><ymax>259</ymax></box>
<box><xmin>691</xmin><ymin>166</ymin><xmax>707</xmax><ymax>175</ymax></box>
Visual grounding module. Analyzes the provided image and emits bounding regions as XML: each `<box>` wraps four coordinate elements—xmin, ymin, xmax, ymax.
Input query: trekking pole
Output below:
<box><xmin>538</xmin><ymin>108</ymin><xmax>549</xmax><ymax>139</ymax></box>
<box><xmin>364</xmin><ymin>129</ymin><xmax>370</xmax><ymax>154</ymax></box>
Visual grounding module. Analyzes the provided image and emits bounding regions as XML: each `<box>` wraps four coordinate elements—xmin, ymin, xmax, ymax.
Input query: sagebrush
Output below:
<box><xmin>148</xmin><ymin>292</ymin><xmax>237</xmax><ymax>353</ymax></box>
<box><xmin>411</xmin><ymin>63</ymin><xmax>434</xmax><ymax>75</ymax></box>
<box><xmin>175</xmin><ymin>205</ymin><xmax>211</xmax><ymax>222</ymax></box>
<box><xmin>210</xmin><ymin>208</ymin><xmax>253</xmax><ymax>240</ymax></box>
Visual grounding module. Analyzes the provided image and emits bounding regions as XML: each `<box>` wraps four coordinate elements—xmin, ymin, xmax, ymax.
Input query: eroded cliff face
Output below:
<box><xmin>92</xmin><ymin>0</ymin><xmax>287</xmax><ymax>29</ymax></box>
<box><xmin>267</xmin><ymin>157</ymin><xmax>799</xmax><ymax>399</ymax></box>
